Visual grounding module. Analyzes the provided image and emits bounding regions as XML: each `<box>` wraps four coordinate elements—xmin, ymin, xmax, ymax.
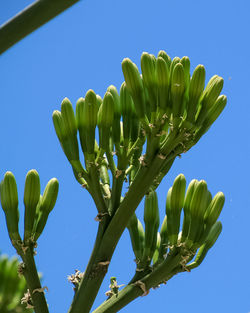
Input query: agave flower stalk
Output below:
<box><xmin>0</xmin><ymin>48</ymin><xmax>225</xmax><ymax>313</ymax></box>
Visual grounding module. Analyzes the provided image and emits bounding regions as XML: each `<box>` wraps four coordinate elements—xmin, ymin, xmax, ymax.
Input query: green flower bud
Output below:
<box><xmin>98</xmin><ymin>92</ymin><xmax>114</xmax><ymax>129</ymax></box>
<box><xmin>197</xmin><ymin>191</ymin><xmax>224</xmax><ymax>245</ymax></box>
<box><xmin>203</xmin><ymin>75</ymin><xmax>224</xmax><ymax>109</ymax></box>
<box><xmin>61</xmin><ymin>98</ymin><xmax>79</xmax><ymax>160</ymax></box>
<box><xmin>204</xmin><ymin>221</ymin><xmax>222</xmax><ymax>249</ymax></box>
<box><xmin>34</xmin><ymin>178</ymin><xmax>59</xmax><ymax>241</ymax></box>
<box><xmin>82</xmin><ymin>89</ymin><xmax>98</xmax><ymax>155</ymax></box>
<box><xmin>84</xmin><ymin>90</ymin><xmax>98</xmax><ymax>129</ymax></box>
<box><xmin>76</xmin><ymin>97</ymin><xmax>87</xmax><ymax>154</ymax></box>
<box><xmin>53</xmin><ymin>106</ymin><xmax>79</xmax><ymax>162</ymax></box>
<box><xmin>169</xmin><ymin>56</ymin><xmax>181</xmax><ymax>83</ymax></box>
<box><xmin>204</xmin><ymin>192</ymin><xmax>225</xmax><ymax>227</ymax></box>
<box><xmin>61</xmin><ymin>98</ymin><xmax>78</xmax><ymax>137</ymax></box>
<box><xmin>157</xmin><ymin>50</ymin><xmax>171</xmax><ymax>69</ymax></box>
<box><xmin>143</xmin><ymin>191</ymin><xmax>160</xmax><ymax>263</ymax></box>
<box><xmin>168</xmin><ymin>174</ymin><xmax>186</xmax><ymax>245</ymax></box>
<box><xmin>107</xmin><ymin>85</ymin><xmax>121</xmax><ymax>145</ymax></box>
<box><xmin>23</xmin><ymin>169</ymin><xmax>40</xmax><ymax>242</ymax></box>
<box><xmin>196</xmin><ymin>75</ymin><xmax>224</xmax><ymax>126</ymax></box>
<box><xmin>171</xmin><ymin>63</ymin><xmax>186</xmax><ymax>126</ymax></box>
<box><xmin>190</xmin><ymin>180</ymin><xmax>208</xmax><ymax>219</ymax></box>
<box><xmin>180</xmin><ymin>56</ymin><xmax>191</xmax><ymax>87</ymax></box>
<box><xmin>96</xmin><ymin>95</ymin><xmax>103</xmax><ymax>109</ymax></box>
<box><xmin>187</xmin><ymin>65</ymin><xmax>206</xmax><ymax>123</ymax></box>
<box><xmin>141</xmin><ymin>52</ymin><xmax>157</xmax><ymax>111</ymax></box>
<box><xmin>0</xmin><ymin>172</ymin><xmax>20</xmax><ymax>241</ymax></box>
<box><xmin>181</xmin><ymin>179</ymin><xmax>198</xmax><ymax>242</ymax></box>
<box><xmin>187</xmin><ymin>180</ymin><xmax>208</xmax><ymax>245</ymax></box>
<box><xmin>41</xmin><ymin>178</ymin><xmax>59</xmax><ymax>213</ymax></box>
<box><xmin>144</xmin><ymin>191</ymin><xmax>159</xmax><ymax>225</ymax></box>
<box><xmin>171</xmin><ymin>173</ymin><xmax>186</xmax><ymax>214</ymax></box>
<box><xmin>160</xmin><ymin>215</ymin><xmax>168</xmax><ymax>243</ymax></box>
<box><xmin>152</xmin><ymin>232</ymin><xmax>161</xmax><ymax>265</ymax></box>
<box><xmin>97</xmin><ymin>91</ymin><xmax>115</xmax><ymax>151</ymax></box>
<box><xmin>165</xmin><ymin>187</ymin><xmax>172</xmax><ymax>217</ymax></box>
<box><xmin>122</xmin><ymin>58</ymin><xmax>146</xmax><ymax>119</ymax></box>
<box><xmin>127</xmin><ymin>213</ymin><xmax>145</xmax><ymax>261</ymax></box>
<box><xmin>194</xmin><ymin>95</ymin><xmax>227</xmax><ymax>146</ymax></box>
<box><xmin>120</xmin><ymin>82</ymin><xmax>134</xmax><ymax>143</ymax></box>
<box><xmin>53</xmin><ymin>110</ymin><xmax>66</xmax><ymax>143</ymax></box>
<box><xmin>156</xmin><ymin>56</ymin><xmax>170</xmax><ymax>112</ymax></box>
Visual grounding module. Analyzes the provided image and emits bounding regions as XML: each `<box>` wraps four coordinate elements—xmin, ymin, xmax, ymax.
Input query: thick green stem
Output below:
<box><xmin>20</xmin><ymin>246</ymin><xmax>49</xmax><ymax>313</ymax></box>
<box><xmin>68</xmin><ymin>216</ymin><xmax>110</xmax><ymax>312</ymax></box>
<box><xmin>68</xmin><ymin>154</ymin><xmax>168</xmax><ymax>313</ymax></box>
<box><xmin>0</xmin><ymin>0</ymin><xmax>80</xmax><ymax>54</ymax></box>
<box><xmin>92</xmin><ymin>250</ymin><xmax>182</xmax><ymax>313</ymax></box>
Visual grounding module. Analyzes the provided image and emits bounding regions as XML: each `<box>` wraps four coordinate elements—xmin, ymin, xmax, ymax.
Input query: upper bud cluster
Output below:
<box><xmin>52</xmin><ymin>50</ymin><xmax>226</xmax><ymax>187</ymax></box>
<box><xmin>121</xmin><ymin>50</ymin><xmax>226</xmax><ymax>148</ymax></box>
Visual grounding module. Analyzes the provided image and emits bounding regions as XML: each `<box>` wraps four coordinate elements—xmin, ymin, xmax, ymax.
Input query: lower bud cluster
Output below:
<box><xmin>127</xmin><ymin>174</ymin><xmax>224</xmax><ymax>273</ymax></box>
<box><xmin>0</xmin><ymin>170</ymin><xmax>59</xmax><ymax>248</ymax></box>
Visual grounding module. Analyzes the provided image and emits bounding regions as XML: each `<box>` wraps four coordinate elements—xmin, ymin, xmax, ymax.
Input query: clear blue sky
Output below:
<box><xmin>0</xmin><ymin>0</ymin><xmax>250</xmax><ymax>312</ymax></box>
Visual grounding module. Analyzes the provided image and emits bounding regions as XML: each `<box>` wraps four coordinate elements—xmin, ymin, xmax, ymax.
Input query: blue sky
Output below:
<box><xmin>0</xmin><ymin>0</ymin><xmax>250</xmax><ymax>312</ymax></box>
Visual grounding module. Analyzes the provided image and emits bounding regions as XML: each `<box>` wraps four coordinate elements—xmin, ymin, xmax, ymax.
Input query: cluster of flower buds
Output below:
<box><xmin>122</xmin><ymin>51</ymin><xmax>226</xmax><ymax>148</ymax></box>
<box><xmin>0</xmin><ymin>253</ymin><xmax>32</xmax><ymax>312</ymax></box>
<box><xmin>52</xmin><ymin>50</ymin><xmax>226</xmax><ymax>215</ymax></box>
<box><xmin>127</xmin><ymin>174</ymin><xmax>224</xmax><ymax>272</ymax></box>
<box><xmin>127</xmin><ymin>191</ymin><xmax>160</xmax><ymax>268</ymax></box>
<box><xmin>0</xmin><ymin>170</ymin><xmax>59</xmax><ymax>246</ymax></box>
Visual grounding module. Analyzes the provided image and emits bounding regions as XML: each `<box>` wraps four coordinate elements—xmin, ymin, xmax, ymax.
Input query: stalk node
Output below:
<box><xmin>133</xmin><ymin>280</ymin><xmax>149</xmax><ymax>296</ymax></box>
<box><xmin>94</xmin><ymin>212</ymin><xmax>109</xmax><ymax>222</ymax></box>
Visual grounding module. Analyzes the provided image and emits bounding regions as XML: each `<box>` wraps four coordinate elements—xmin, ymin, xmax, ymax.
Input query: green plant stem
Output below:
<box><xmin>92</xmin><ymin>250</ymin><xmax>182</xmax><ymax>313</ymax></box>
<box><xmin>68</xmin><ymin>153</ymin><xmax>170</xmax><ymax>313</ymax></box>
<box><xmin>110</xmin><ymin>154</ymin><xmax>127</xmax><ymax>216</ymax></box>
<box><xmin>68</xmin><ymin>216</ymin><xmax>110</xmax><ymax>313</ymax></box>
<box><xmin>106</xmin><ymin>151</ymin><xmax>117</xmax><ymax>178</ymax></box>
<box><xmin>88</xmin><ymin>165</ymin><xmax>108</xmax><ymax>214</ymax></box>
<box><xmin>127</xmin><ymin>133</ymin><xmax>145</xmax><ymax>161</ymax></box>
<box><xmin>19</xmin><ymin>246</ymin><xmax>49</xmax><ymax>313</ymax></box>
<box><xmin>93</xmin><ymin>284</ymin><xmax>140</xmax><ymax>313</ymax></box>
<box><xmin>0</xmin><ymin>0</ymin><xmax>80</xmax><ymax>54</ymax></box>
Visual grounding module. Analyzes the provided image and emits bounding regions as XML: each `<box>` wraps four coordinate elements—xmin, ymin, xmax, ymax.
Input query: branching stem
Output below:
<box><xmin>92</xmin><ymin>250</ymin><xmax>183</xmax><ymax>313</ymax></box>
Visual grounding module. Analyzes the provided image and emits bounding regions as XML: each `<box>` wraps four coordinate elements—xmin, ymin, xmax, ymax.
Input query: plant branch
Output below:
<box><xmin>106</xmin><ymin>151</ymin><xmax>117</xmax><ymax>178</ymax></box>
<box><xmin>110</xmin><ymin>153</ymin><xmax>127</xmax><ymax>216</ymax></box>
<box><xmin>15</xmin><ymin>244</ymin><xmax>49</xmax><ymax>313</ymax></box>
<box><xmin>68</xmin><ymin>153</ymin><xmax>170</xmax><ymax>313</ymax></box>
<box><xmin>92</xmin><ymin>249</ymin><xmax>183</xmax><ymax>313</ymax></box>
<box><xmin>0</xmin><ymin>0</ymin><xmax>80</xmax><ymax>55</ymax></box>
<box><xmin>88</xmin><ymin>164</ymin><xmax>108</xmax><ymax>214</ymax></box>
<box><xmin>67</xmin><ymin>215</ymin><xmax>110</xmax><ymax>313</ymax></box>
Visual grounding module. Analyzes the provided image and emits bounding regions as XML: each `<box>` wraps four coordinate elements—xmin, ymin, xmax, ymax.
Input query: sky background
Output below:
<box><xmin>0</xmin><ymin>0</ymin><xmax>250</xmax><ymax>312</ymax></box>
